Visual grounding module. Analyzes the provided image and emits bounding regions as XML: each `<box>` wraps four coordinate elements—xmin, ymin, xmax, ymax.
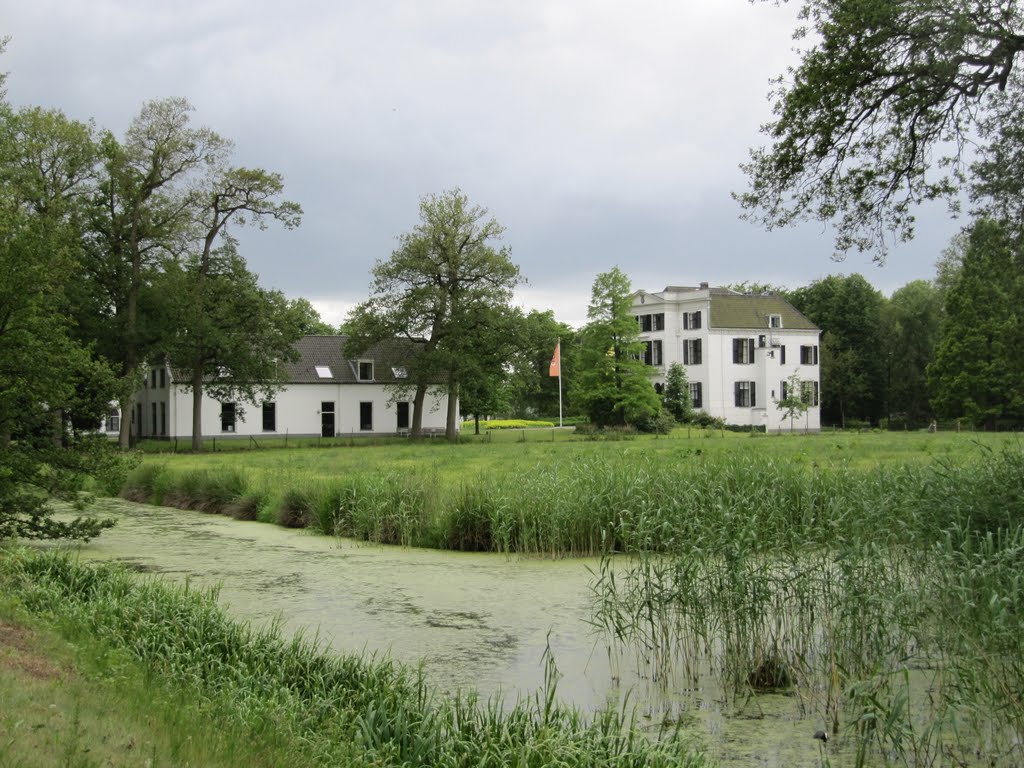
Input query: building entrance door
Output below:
<box><xmin>321</xmin><ymin>401</ymin><xmax>335</xmax><ymax>437</ymax></box>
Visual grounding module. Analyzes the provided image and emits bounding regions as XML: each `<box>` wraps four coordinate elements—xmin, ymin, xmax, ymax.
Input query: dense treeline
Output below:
<box><xmin>0</xmin><ymin>43</ymin><xmax>313</xmax><ymax>538</ymax></box>
<box><xmin>782</xmin><ymin>218</ymin><xmax>1023</xmax><ymax>430</ymax></box>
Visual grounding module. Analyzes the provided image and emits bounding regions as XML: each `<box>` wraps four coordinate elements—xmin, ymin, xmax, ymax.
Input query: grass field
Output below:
<box><xmin>135</xmin><ymin>426</ymin><xmax>1018</xmax><ymax>480</ymax></box>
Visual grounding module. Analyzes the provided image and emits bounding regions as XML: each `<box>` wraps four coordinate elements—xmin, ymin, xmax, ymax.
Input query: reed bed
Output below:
<box><xmin>0</xmin><ymin>548</ymin><xmax>705</xmax><ymax>768</ymax></box>
<box><xmin>120</xmin><ymin>445</ymin><xmax>1022</xmax><ymax>556</ymax></box>
<box><xmin>590</xmin><ymin>447</ymin><xmax>1024</xmax><ymax>767</ymax></box>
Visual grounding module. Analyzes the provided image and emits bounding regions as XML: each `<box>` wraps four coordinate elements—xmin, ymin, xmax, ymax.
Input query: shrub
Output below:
<box><xmin>276</xmin><ymin>489</ymin><xmax>314</xmax><ymax>528</ymax></box>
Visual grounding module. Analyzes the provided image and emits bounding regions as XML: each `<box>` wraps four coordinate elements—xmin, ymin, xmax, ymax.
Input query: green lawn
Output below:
<box><xmin>134</xmin><ymin>427</ymin><xmax>1019</xmax><ymax>485</ymax></box>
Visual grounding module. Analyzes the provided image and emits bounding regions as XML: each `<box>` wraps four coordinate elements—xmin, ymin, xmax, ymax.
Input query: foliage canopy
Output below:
<box><xmin>346</xmin><ymin>189</ymin><xmax>522</xmax><ymax>439</ymax></box>
<box><xmin>739</xmin><ymin>0</ymin><xmax>1024</xmax><ymax>258</ymax></box>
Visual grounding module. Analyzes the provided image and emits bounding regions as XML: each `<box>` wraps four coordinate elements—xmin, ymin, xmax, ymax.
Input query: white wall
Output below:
<box><xmin>133</xmin><ymin>369</ymin><xmax>450</xmax><ymax>438</ymax></box>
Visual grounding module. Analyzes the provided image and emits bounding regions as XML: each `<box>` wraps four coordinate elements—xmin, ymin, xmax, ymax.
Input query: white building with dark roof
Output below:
<box><xmin>130</xmin><ymin>335</ymin><xmax>451</xmax><ymax>440</ymax></box>
<box><xmin>632</xmin><ymin>284</ymin><xmax>821</xmax><ymax>432</ymax></box>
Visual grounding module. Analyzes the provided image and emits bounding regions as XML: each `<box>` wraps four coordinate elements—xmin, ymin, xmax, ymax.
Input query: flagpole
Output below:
<box><xmin>557</xmin><ymin>337</ymin><xmax>563</xmax><ymax>428</ymax></box>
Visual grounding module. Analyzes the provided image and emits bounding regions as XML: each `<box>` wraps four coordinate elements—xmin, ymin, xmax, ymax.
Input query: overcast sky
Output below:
<box><xmin>2</xmin><ymin>1</ymin><xmax>962</xmax><ymax>328</ymax></box>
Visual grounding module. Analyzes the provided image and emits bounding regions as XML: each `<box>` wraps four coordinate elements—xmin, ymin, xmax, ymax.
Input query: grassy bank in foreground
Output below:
<box><xmin>0</xmin><ymin>549</ymin><xmax>705</xmax><ymax>768</ymax></box>
<box><xmin>120</xmin><ymin>433</ymin><xmax>1022</xmax><ymax>555</ymax></box>
<box><xmin>0</xmin><ymin>599</ymin><xmax>305</xmax><ymax>767</ymax></box>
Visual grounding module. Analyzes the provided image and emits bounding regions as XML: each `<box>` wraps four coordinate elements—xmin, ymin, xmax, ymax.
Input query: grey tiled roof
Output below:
<box><xmin>284</xmin><ymin>335</ymin><xmax>427</xmax><ymax>384</ymax></box>
<box><xmin>168</xmin><ymin>336</ymin><xmax>428</xmax><ymax>385</ymax></box>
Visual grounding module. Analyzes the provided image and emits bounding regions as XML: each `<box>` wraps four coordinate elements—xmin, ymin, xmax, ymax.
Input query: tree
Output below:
<box><xmin>739</xmin><ymin>1</ymin><xmax>1024</xmax><ymax>259</ymax></box>
<box><xmin>788</xmin><ymin>275</ymin><xmax>885</xmax><ymax>425</ymax></box>
<box><xmin>0</xmin><ymin>74</ymin><xmax>127</xmax><ymax>540</ymax></box>
<box><xmin>929</xmin><ymin>219</ymin><xmax>1024</xmax><ymax>428</ymax></box>
<box><xmin>85</xmin><ymin>98</ymin><xmax>226</xmax><ymax>449</ymax></box>
<box><xmin>574</xmin><ymin>268</ymin><xmax>660</xmax><ymax>428</ymax></box>
<box><xmin>775</xmin><ymin>372</ymin><xmax>809</xmax><ymax>432</ymax></box>
<box><xmin>880</xmin><ymin>280</ymin><xmax>942</xmax><ymax>427</ymax></box>
<box><xmin>457</xmin><ymin>305</ymin><xmax>523</xmax><ymax>433</ymax></box>
<box><xmin>662</xmin><ymin>362</ymin><xmax>692</xmax><ymax>423</ymax></box>
<box><xmin>161</xmin><ymin>248</ymin><xmax>307</xmax><ymax>451</ymax></box>
<box><xmin>176</xmin><ymin>165</ymin><xmax>302</xmax><ymax>450</ymax></box>
<box><xmin>289</xmin><ymin>298</ymin><xmax>336</xmax><ymax>336</ymax></box>
<box><xmin>505</xmin><ymin>310</ymin><xmax>576</xmax><ymax>419</ymax></box>
<box><xmin>345</xmin><ymin>189</ymin><xmax>523</xmax><ymax>440</ymax></box>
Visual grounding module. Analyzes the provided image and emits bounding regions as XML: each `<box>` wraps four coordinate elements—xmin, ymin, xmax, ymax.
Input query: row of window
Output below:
<box><xmin>143</xmin><ymin>368</ymin><xmax>167</xmax><ymax>389</ymax></box>
<box><xmin>637</xmin><ymin>313</ymin><xmax>665</xmax><ymax>332</ymax></box>
<box><xmin>733</xmin><ymin>340</ymin><xmax>819</xmax><ymax>366</ymax></box>
<box><xmin>316</xmin><ymin>361</ymin><xmax>378</xmax><ymax>381</ymax></box>
<box><xmin>655</xmin><ymin>381</ymin><xmax>704</xmax><ymax>408</ymax></box>
<box><xmin>133</xmin><ymin>402</ymin><xmax>168</xmax><ymax>436</ymax></box>
<box><xmin>779</xmin><ymin>380</ymin><xmax>820</xmax><ymax>406</ymax></box>
<box><xmin>640</xmin><ymin>339</ymin><xmax>819</xmax><ymax>368</ymax></box>
<box><xmin>218</xmin><ymin>401</ymin><xmax>412</xmax><ymax>433</ymax></box>
<box><xmin>732</xmin><ymin>379</ymin><xmax>820</xmax><ymax>408</ymax></box>
<box><xmin>636</xmin><ymin>311</ymin><xmax>704</xmax><ymax>332</ymax></box>
<box><xmin>654</xmin><ymin>379</ymin><xmax>817</xmax><ymax>410</ymax></box>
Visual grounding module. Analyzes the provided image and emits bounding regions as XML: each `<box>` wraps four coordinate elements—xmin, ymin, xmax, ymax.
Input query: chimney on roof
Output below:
<box><xmin>699</xmin><ymin>281</ymin><xmax>709</xmax><ymax>289</ymax></box>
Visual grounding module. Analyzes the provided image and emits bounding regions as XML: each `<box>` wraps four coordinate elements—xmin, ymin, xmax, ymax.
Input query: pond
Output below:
<box><xmin>67</xmin><ymin>499</ymin><xmax>847</xmax><ymax>767</ymax></box>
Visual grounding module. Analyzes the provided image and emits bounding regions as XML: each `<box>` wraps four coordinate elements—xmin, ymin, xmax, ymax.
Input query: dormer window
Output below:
<box><xmin>358</xmin><ymin>361</ymin><xmax>374</xmax><ymax>381</ymax></box>
<box><xmin>768</xmin><ymin>314</ymin><xmax>783</xmax><ymax>329</ymax></box>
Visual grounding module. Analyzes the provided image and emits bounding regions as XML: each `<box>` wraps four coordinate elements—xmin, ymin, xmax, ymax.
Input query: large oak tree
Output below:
<box><xmin>345</xmin><ymin>189</ymin><xmax>522</xmax><ymax>440</ymax></box>
<box><xmin>739</xmin><ymin>0</ymin><xmax>1024</xmax><ymax>258</ymax></box>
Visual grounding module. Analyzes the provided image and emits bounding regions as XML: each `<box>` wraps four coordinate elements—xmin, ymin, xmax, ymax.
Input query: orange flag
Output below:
<box><xmin>549</xmin><ymin>341</ymin><xmax>561</xmax><ymax>377</ymax></box>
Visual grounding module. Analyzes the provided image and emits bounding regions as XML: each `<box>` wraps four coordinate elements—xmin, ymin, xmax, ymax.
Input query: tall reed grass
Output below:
<box><xmin>120</xmin><ymin>445</ymin><xmax>1024</xmax><ymax>556</ymax></box>
<box><xmin>590</xmin><ymin>447</ymin><xmax>1024</xmax><ymax>767</ymax></box>
<box><xmin>0</xmin><ymin>549</ymin><xmax>705</xmax><ymax>768</ymax></box>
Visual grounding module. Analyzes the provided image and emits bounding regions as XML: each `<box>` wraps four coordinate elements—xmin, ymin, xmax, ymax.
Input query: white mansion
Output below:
<box><xmin>631</xmin><ymin>284</ymin><xmax>821</xmax><ymax>431</ymax></box>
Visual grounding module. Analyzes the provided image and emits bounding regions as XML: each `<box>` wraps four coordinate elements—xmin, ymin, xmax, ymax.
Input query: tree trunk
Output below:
<box><xmin>445</xmin><ymin>382</ymin><xmax>460</xmax><ymax>441</ymax></box>
<box><xmin>191</xmin><ymin>367</ymin><xmax>204</xmax><ymax>452</ymax></box>
<box><xmin>411</xmin><ymin>384</ymin><xmax>427</xmax><ymax>437</ymax></box>
<box><xmin>118</xmin><ymin>389</ymin><xmax>136</xmax><ymax>450</ymax></box>
<box><xmin>51</xmin><ymin>410</ymin><xmax>63</xmax><ymax>448</ymax></box>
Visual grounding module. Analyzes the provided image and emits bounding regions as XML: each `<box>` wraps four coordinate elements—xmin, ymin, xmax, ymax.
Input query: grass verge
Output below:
<box><xmin>0</xmin><ymin>597</ymin><xmax>306</xmax><ymax>767</ymax></box>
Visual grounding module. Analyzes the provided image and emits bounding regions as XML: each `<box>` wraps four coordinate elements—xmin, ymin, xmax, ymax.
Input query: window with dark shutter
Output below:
<box><xmin>780</xmin><ymin>345</ymin><xmax>786</xmax><ymax>364</ymax></box>
<box><xmin>689</xmin><ymin>381</ymin><xmax>702</xmax><ymax>408</ymax></box>
<box><xmin>733</xmin><ymin>338</ymin><xmax>755</xmax><ymax>364</ymax></box>
<box><xmin>734</xmin><ymin>381</ymin><xmax>756</xmax><ymax>407</ymax></box>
